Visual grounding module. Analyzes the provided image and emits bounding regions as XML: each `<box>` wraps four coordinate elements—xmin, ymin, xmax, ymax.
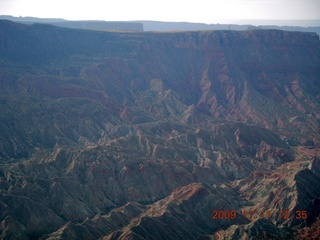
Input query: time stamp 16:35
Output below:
<box><xmin>212</xmin><ymin>210</ymin><xmax>308</xmax><ymax>221</ymax></box>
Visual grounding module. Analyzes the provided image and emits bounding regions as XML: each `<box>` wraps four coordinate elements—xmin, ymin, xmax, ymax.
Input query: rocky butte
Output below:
<box><xmin>0</xmin><ymin>20</ymin><xmax>319</xmax><ymax>239</ymax></box>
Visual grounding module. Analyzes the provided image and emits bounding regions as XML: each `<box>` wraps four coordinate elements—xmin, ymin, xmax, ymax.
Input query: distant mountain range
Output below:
<box><xmin>0</xmin><ymin>20</ymin><xmax>319</xmax><ymax>239</ymax></box>
<box><xmin>0</xmin><ymin>15</ymin><xmax>144</xmax><ymax>32</ymax></box>
<box><xmin>136</xmin><ymin>20</ymin><xmax>320</xmax><ymax>35</ymax></box>
<box><xmin>1</xmin><ymin>15</ymin><xmax>320</xmax><ymax>35</ymax></box>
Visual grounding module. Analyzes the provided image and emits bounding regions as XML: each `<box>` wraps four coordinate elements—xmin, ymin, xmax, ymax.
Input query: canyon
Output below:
<box><xmin>0</xmin><ymin>20</ymin><xmax>319</xmax><ymax>239</ymax></box>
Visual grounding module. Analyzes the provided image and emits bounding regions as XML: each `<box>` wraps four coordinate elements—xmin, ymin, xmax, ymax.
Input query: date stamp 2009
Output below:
<box><xmin>212</xmin><ymin>210</ymin><xmax>308</xmax><ymax>221</ymax></box>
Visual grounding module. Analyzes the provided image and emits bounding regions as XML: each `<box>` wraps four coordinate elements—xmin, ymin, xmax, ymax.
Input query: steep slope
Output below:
<box><xmin>0</xmin><ymin>20</ymin><xmax>319</xmax><ymax>239</ymax></box>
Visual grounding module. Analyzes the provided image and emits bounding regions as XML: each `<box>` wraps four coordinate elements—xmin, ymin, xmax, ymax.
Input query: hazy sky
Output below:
<box><xmin>0</xmin><ymin>0</ymin><xmax>319</xmax><ymax>23</ymax></box>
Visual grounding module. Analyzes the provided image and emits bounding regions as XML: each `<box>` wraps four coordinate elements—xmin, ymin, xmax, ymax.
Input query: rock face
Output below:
<box><xmin>0</xmin><ymin>20</ymin><xmax>319</xmax><ymax>239</ymax></box>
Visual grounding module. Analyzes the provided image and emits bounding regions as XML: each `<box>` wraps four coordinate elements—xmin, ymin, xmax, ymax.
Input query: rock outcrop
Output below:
<box><xmin>0</xmin><ymin>20</ymin><xmax>319</xmax><ymax>239</ymax></box>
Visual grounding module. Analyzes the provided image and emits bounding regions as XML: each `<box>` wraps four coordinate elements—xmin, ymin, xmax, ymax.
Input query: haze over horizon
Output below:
<box><xmin>0</xmin><ymin>0</ymin><xmax>320</xmax><ymax>26</ymax></box>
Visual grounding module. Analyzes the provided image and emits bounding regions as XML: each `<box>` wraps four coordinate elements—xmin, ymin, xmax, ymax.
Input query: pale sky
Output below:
<box><xmin>0</xmin><ymin>0</ymin><xmax>319</xmax><ymax>23</ymax></box>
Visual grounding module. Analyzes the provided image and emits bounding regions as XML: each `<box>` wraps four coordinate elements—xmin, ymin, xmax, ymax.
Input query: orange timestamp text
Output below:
<box><xmin>212</xmin><ymin>210</ymin><xmax>308</xmax><ymax>221</ymax></box>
